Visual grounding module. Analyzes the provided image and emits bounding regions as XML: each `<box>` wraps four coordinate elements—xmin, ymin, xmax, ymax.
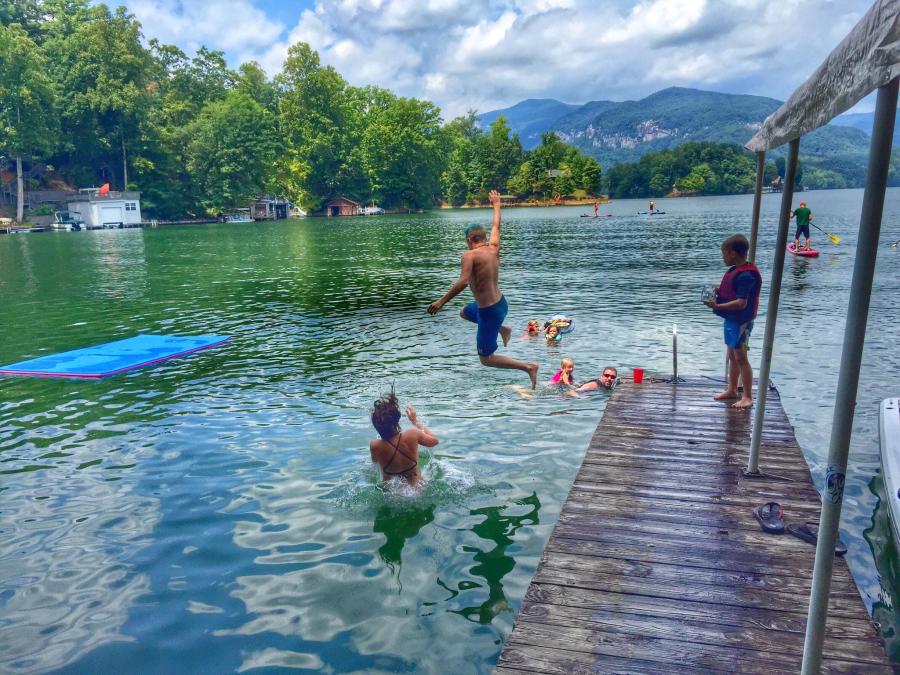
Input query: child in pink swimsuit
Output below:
<box><xmin>550</xmin><ymin>358</ymin><xmax>575</xmax><ymax>385</ymax></box>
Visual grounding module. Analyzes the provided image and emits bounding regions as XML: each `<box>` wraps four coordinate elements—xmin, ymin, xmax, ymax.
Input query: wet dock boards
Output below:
<box><xmin>0</xmin><ymin>334</ymin><xmax>230</xmax><ymax>379</ymax></box>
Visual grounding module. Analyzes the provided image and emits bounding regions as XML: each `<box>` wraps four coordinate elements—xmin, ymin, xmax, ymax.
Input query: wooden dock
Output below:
<box><xmin>497</xmin><ymin>377</ymin><xmax>892</xmax><ymax>674</ymax></box>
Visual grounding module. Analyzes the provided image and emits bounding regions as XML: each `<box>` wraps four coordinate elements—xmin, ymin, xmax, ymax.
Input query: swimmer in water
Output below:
<box><xmin>550</xmin><ymin>357</ymin><xmax>576</xmax><ymax>386</ymax></box>
<box><xmin>369</xmin><ymin>389</ymin><xmax>439</xmax><ymax>487</ymax></box>
<box><xmin>545</xmin><ymin>324</ymin><xmax>562</xmax><ymax>344</ymax></box>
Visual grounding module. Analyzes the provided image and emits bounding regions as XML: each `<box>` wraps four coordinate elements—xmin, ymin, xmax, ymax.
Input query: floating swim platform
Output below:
<box><xmin>0</xmin><ymin>334</ymin><xmax>230</xmax><ymax>380</ymax></box>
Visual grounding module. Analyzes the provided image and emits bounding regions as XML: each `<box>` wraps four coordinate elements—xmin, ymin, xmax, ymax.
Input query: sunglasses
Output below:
<box><xmin>602</xmin><ymin>373</ymin><xmax>616</xmax><ymax>378</ymax></box>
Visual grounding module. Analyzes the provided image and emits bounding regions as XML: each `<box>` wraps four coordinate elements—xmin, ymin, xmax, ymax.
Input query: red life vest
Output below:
<box><xmin>716</xmin><ymin>262</ymin><xmax>762</xmax><ymax>323</ymax></box>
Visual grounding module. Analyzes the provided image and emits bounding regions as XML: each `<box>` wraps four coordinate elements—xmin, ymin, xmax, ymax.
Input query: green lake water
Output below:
<box><xmin>1</xmin><ymin>189</ymin><xmax>899</xmax><ymax>672</ymax></box>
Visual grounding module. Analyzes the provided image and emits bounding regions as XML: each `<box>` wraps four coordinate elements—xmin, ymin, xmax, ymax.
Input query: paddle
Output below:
<box><xmin>889</xmin><ymin>239</ymin><xmax>900</xmax><ymax>248</ymax></box>
<box><xmin>809</xmin><ymin>221</ymin><xmax>841</xmax><ymax>244</ymax></box>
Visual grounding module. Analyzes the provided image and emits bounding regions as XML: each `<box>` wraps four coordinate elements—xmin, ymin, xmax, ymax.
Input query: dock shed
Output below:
<box><xmin>67</xmin><ymin>188</ymin><xmax>142</xmax><ymax>229</ymax></box>
<box><xmin>323</xmin><ymin>197</ymin><xmax>359</xmax><ymax>217</ymax></box>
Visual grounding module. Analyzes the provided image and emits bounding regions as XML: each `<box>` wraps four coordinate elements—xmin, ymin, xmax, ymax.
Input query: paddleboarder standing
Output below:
<box><xmin>594</xmin><ymin>201</ymin><xmax>599</xmax><ymax>216</ymax></box>
<box><xmin>790</xmin><ymin>200</ymin><xmax>813</xmax><ymax>252</ymax></box>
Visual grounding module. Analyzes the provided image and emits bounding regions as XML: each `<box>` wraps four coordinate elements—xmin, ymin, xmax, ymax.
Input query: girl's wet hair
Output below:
<box><xmin>372</xmin><ymin>388</ymin><xmax>402</xmax><ymax>440</ymax></box>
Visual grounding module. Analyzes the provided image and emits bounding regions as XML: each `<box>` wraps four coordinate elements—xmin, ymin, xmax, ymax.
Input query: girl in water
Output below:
<box><xmin>370</xmin><ymin>389</ymin><xmax>439</xmax><ymax>487</ymax></box>
<box><xmin>545</xmin><ymin>324</ymin><xmax>562</xmax><ymax>344</ymax></box>
<box><xmin>550</xmin><ymin>357</ymin><xmax>576</xmax><ymax>386</ymax></box>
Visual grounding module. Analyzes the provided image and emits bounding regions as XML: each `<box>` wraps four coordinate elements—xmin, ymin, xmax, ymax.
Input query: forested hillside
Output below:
<box><xmin>0</xmin><ymin>2</ymin><xmax>601</xmax><ymax>220</ymax></box>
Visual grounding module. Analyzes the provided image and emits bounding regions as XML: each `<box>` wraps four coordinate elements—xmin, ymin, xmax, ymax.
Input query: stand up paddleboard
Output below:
<box><xmin>638</xmin><ymin>211</ymin><xmax>666</xmax><ymax>215</ymax></box>
<box><xmin>580</xmin><ymin>214</ymin><xmax>612</xmax><ymax>218</ymax></box>
<box><xmin>880</xmin><ymin>398</ymin><xmax>900</xmax><ymax>545</ymax></box>
<box><xmin>787</xmin><ymin>243</ymin><xmax>819</xmax><ymax>257</ymax></box>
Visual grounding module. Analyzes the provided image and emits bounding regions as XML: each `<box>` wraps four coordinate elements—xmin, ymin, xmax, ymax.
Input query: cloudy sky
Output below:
<box><xmin>120</xmin><ymin>0</ymin><xmax>874</xmax><ymax>119</ymax></box>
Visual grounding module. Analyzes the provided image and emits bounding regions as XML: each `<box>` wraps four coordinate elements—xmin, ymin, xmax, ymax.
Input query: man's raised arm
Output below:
<box><xmin>489</xmin><ymin>189</ymin><xmax>501</xmax><ymax>249</ymax></box>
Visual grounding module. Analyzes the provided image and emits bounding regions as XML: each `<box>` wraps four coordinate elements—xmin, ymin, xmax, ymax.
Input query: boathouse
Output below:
<box><xmin>251</xmin><ymin>195</ymin><xmax>291</xmax><ymax>220</ymax></box>
<box><xmin>323</xmin><ymin>197</ymin><xmax>359</xmax><ymax>217</ymax></box>
<box><xmin>67</xmin><ymin>187</ymin><xmax>142</xmax><ymax>228</ymax></box>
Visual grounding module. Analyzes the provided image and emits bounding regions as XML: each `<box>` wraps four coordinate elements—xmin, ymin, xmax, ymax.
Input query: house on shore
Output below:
<box><xmin>322</xmin><ymin>197</ymin><xmax>359</xmax><ymax>217</ymax></box>
<box><xmin>67</xmin><ymin>188</ymin><xmax>142</xmax><ymax>228</ymax></box>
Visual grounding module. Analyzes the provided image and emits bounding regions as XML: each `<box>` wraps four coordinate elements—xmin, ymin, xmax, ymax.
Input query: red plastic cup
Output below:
<box><xmin>633</xmin><ymin>368</ymin><xmax>644</xmax><ymax>384</ymax></box>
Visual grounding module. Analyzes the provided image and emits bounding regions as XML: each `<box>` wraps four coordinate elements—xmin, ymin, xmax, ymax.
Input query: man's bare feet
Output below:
<box><xmin>527</xmin><ymin>363</ymin><xmax>539</xmax><ymax>390</ymax></box>
<box><xmin>733</xmin><ymin>397</ymin><xmax>753</xmax><ymax>409</ymax></box>
<box><xmin>500</xmin><ymin>325</ymin><xmax>512</xmax><ymax>347</ymax></box>
<box><xmin>714</xmin><ymin>390</ymin><xmax>738</xmax><ymax>401</ymax></box>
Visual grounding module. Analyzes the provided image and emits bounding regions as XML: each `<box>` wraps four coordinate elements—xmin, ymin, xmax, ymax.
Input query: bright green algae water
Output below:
<box><xmin>1</xmin><ymin>189</ymin><xmax>899</xmax><ymax>672</ymax></box>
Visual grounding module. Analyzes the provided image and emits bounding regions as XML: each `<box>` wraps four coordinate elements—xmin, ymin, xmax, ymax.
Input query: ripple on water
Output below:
<box><xmin>1</xmin><ymin>191</ymin><xmax>899</xmax><ymax>671</ymax></box>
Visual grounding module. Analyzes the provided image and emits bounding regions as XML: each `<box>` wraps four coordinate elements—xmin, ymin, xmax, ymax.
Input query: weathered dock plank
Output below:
<box><xmin>496</xmin><ymin>377</ymin><xmax>892</xmax><ymax>673</ymax></box>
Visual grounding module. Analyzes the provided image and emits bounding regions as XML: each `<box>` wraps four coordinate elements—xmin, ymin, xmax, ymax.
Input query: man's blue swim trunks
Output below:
<box><xmin>462</xmin><ymin>296</ymin><xmax>508</xmax><ymax>356</ymax></box>
<box><xmin>724</xmin><ymin>319</ymin><xmax>753</xmax><ymax>350</ymax></box>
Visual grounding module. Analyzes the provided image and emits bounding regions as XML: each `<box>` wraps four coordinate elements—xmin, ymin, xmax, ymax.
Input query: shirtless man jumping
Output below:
<box><xmin>428</xmin><ymin>189</ymin><xmax>539</xmax><ymax>389</ymax></box>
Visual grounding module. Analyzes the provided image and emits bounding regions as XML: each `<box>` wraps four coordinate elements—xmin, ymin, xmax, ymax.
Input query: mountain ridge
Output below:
<box><xmin>476</xmin><ymin>87</ymin><xmax>895</xmax><ymax>188</ymax></box>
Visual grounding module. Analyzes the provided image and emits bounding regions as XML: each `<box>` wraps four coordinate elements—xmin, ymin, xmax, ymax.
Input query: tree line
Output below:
<box><xmin>605</xmin><ymin>142</ymin><xmax>807</xmax><ymax>199</ymax></box>
<box><xmin>0</xmin><ymin>2</ymin><xmax>602</xmax><ymax>221</ymax></box>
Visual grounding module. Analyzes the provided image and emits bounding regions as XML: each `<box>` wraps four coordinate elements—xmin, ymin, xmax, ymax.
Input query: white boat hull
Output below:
<box><xmin>880</xmin><ymin>397</ymin><xmax>900</xmax><ymax>545</ymax></box>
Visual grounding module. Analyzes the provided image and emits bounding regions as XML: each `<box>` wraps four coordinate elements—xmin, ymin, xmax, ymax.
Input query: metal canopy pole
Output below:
<box><xmin>745</xmin><ymin>139</ymin><xmax>798</xmax><ymax>475</ymax></box>
<box><xmin>749</xmin><ymin>151</ymin><xmax>765</xmax><ymax>263</ymax></box>
<box><xmin>801</xmin><ymin>76</ymin><xmax>899</xmax><ymax>675</ymax></box>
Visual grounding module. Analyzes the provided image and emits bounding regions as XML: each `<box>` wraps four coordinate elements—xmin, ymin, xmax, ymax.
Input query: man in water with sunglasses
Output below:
<box><xmin>428</xmin><ymin>189</ymin><xmax>539</xmax><ymax>389</ymax></box>
<box><xmin>576</xmin><ymin>367</ymin><xmax>619</xmax><ymax>392</ymax></box>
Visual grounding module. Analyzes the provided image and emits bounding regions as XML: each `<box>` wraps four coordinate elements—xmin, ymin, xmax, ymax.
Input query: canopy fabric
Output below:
<box><xmin>746</xmin><ymin>0</ymin><xmax>900</xmax><ymax>152</ymax></box>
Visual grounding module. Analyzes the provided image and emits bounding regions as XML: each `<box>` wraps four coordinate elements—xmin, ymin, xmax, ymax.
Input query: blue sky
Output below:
<box><xmin>119</xmin><ymin>0</ymin><xmax>876</xmax><ymax>120</ymax></box>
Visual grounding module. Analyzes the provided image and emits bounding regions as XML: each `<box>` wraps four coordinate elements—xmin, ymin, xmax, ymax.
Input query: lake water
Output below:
<box><xmin>1</xmin><ymin>189</ymin><xmax>899</xmax><ymax>672</ymax></box>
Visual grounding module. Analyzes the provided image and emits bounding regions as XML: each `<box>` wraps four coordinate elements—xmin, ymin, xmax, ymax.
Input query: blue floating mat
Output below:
<box><xmin>0</xmin><ymin>334</ymin><xmax>229</xmax><ymax>380</ymax></box>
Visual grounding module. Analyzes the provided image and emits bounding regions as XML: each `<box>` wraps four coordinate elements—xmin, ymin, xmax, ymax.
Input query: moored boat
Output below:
<box><xmin>880</xmin><ymin>397</ymin><xmax>900</xmax><ymax>545</ymax></box>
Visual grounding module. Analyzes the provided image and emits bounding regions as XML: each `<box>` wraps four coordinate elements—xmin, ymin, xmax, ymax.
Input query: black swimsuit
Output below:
<box><xmin>382</xmin><ymin>431</ymin><xmax>418</xmax><ymax>477</ymax></box>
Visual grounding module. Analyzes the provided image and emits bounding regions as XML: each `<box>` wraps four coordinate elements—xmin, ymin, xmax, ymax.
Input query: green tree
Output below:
<box><xmin>478</xmin><ymin>116</ymin><xmax>523</xmax><ymax>193</ymax></box>
<box><xmin>276</xmin><ymin>42</ymin><xmax>358</xmax><ymax>209</ymax></box>
<box><xmin>43</xmin><ymin>4</ymin><xmax>153</xmax><ymax>189</ymax></box>
<box><xmin>361</xmin><ymin>96</ymin><xmax>445</xmax><ymax>209</ymax></box>
<box><xmin>0</xmin><ymin>23</ymin><xmax>58</xmax><ymax>222</ymax></box>
<box><xmin>580</xmin><ymin>157</ymin><xmax>603</xmax><ymax>194</ymax></box>
<box><xmin>236</xmin><ymin>61</ymin><xmax>278</xmax><ymax>112</ymax></box>
<box><xmin>185</xmin><ymin>91</ymin><xmax>277</xmax><ymax>213</ymax></box>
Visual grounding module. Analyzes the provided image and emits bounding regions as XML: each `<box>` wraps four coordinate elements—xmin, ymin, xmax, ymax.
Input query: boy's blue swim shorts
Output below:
<box><xmin>724</xmin><ymin>319</ymin><xmax>753</xmax><ymax>350</ymax></box>
<box><xmin>462</xmin><ymin>296</ymin><xmax>508</xmax><ymax>356</ymax></box>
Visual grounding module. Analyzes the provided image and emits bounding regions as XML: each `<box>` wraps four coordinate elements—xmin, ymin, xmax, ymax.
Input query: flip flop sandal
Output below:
<box><xmin>752</xmin><ymin>502</ymin><xmax>785</xmax><ymax>534</ymax></box>
<box><xmin>787</xmin><ymin>522</ymin><xmax>848</xmax><ymax>556</ymax></box>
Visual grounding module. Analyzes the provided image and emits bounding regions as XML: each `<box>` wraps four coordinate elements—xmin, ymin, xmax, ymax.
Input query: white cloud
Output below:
<box><xmin>121</xmin><ymin>0</ymin><xmax>875</xmax><ymax>120</ymax></box>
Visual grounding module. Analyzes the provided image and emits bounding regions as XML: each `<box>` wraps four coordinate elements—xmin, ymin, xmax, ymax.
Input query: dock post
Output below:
<box><xmin>801</xmin><ymin>76</ymin><xmax>898</xmax><ymax>675</ymax></box>
<box><xmin>672</xmin><ymin>324</ymin><xmax>678</xmax><ymax>382</ymax></box>
<box><xmin>749</xmin><ymin>151</ymin><xmax>765</xmax><ymax>263</ymax></box>
<box><xmin>745</xmin><ymin>139</ymin><xmax>798</xmax><ymax>476</ymax></box>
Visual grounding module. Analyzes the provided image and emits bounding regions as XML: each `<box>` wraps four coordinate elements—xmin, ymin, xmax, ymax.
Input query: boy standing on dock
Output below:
<box><xmin>704</xmin><ymin>234</ymin><xmax>762</xmax><ymax>409</ymax></box>
<box><xmin>428</xmin><ymin>189</ymin><xmax>539</xmax><ymax>389</ymax></box>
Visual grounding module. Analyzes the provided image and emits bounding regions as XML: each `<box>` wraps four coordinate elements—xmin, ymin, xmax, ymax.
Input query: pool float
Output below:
<box><xmin>544</xmin><ymin>314</ymin><xmax>574</xmax><ymax>334</ymax></box>
<box><xmin>787</xmin><ymin>243</ymin><xmax>819</xmax><ymax>257</ymax></box>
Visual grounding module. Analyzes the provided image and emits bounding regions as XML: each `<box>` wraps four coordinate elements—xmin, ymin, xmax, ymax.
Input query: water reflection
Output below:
<box><xmin>88</xmin><ymin>230</ymin><xmax>147</xmax><ymax>300</ymax></box>
<box><xmin>441</xmin><ymin>493</ymin><xmax>541</xmax><ymax>625</ymax></box>
<box><xmin>374</xmin><ymin>502</ymin><xmax>436</xmax><ymax>574</ymax></box>
<box><xmin>865</xmin><ymin>475</ymin><xmax>900</xmax><ymax>659</ymax></box>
